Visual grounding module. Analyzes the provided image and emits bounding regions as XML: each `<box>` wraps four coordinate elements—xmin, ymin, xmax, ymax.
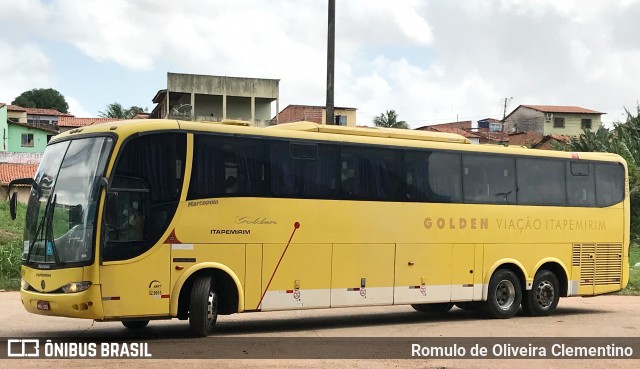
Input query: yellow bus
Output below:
<box><xmin>12</xmin><ymin>119</ymin><xmax>629</xmax><ymax>337</ymax></box>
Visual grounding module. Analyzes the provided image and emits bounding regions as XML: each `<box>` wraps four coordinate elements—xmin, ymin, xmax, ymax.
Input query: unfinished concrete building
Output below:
<box><xmin>149</xmin><ymin>73</ymin><xmax>280</xmax><ymax>126</ymax></box>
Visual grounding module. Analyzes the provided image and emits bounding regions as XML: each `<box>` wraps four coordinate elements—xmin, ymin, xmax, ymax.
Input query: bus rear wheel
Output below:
<box><xmin>411</xmin><ymin>302</ymin><xmax>454</xmax><ymax>314</ymax></box>
<box><xmin>522</xmin><ymin>270</ymin><xmax>560</xmax><ymax>317</ymax></box>
<box><xmin>189</xmin><ymin>276</ymin><xmax>218</xmax><ymax>337</ymax></box>
<box><xmin>483</xmin><ymin>269</ymin><xmax>522</xmax><ymax>319</ymax></box>
<box><xmin>122</xmin><ymin>320</ymin><xmax>149</xmax><ymax>329</ymax></box>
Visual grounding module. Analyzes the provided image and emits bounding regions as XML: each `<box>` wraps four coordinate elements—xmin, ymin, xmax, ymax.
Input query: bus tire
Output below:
<box><xmin>522</xmin><ymin>270</ymin><xmax>560</xmax><ymax>317</ymax></box>
<box><xmin>122</xmin><ymin>320</ymin><xmax>149</xmax><ymax>329</ymax></box>
<box><xmin>455</xmin><ymin>302</ymin><xmax>480</xmax><ymax>311</ymax></box>
<box><xmin>411</xmin><ymin>302</ymin><xmax>454</xmax><ymax>314</ymax></box>
<box><xmin>189</xmin><ymin>276</ymin><xmax>218</xmax><ymax>337</ymax></box>
<box><xmin>483</xmin><ymin>269</ymin><xmax>522</xmax><ymax>319</ymax></box>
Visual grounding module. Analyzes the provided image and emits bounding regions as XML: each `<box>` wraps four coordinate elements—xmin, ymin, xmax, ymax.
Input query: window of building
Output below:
<box><xmin>21</xmin><ymin>133</ymin><xmax>34</xmax><ymax>147</ymax></box>
<box><xmin>581</xmin><ymin>118</ymin><xmax>592</xmax><ymax>129</ymax></box>
<box><xmin>334</xmin><ymin>115</ymin><xmax>347</xmax><ymax>126</ymax></box>
<box><xmin>553</xmin><ymin>117</ymin><xmax>565</xmax><ymax>128</ymax></box>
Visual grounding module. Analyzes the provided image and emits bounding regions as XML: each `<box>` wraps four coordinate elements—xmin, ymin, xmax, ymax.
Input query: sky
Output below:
<box><xmin>1</xmin><ymin>0</ymin><xmax>639</xmax><ymax>128</ymax></box>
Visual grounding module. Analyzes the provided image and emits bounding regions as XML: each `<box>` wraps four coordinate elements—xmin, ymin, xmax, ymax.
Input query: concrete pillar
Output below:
<box><xmin>275</xmin><ymin>98</ymin><xmax>279</xmax><ymax>125</ymax></box>
<box><xmin>165</xmin><ymin>91</ymin><xmax>170</xmax><ymax>119</ymax></box>
<box><xmin>251</xmin><ymin>96</ymin><xmax>256</xmax><ymax>125</ymax></box>
<box><xmin>190</xmin><ymin>92</ymin><xmax>195</xmax><ymax>121</ymax></box>
<box><xmin>222</xmin><ymin>94</ymin><xmax>227</xmax><ymax>121</ymax></box>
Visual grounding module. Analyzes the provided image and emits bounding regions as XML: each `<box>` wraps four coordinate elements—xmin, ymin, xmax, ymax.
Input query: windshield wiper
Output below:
<box><xmin>26</xmin><ymin>192</ymin><xmax>53</xmax><ymax>263</ymax></box>
<box><xmin>45</xmin><ymin>194</ymin><xmax>61</xmax><ymax>265</ymax></box>
<box><xmin>26</xmin><ymin>193</ymin><xmax>61</xmax><ymax>265</ymax></box>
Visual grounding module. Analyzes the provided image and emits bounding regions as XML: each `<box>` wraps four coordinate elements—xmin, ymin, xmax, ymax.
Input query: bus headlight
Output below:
<box><xmin>20</xmin><ymin>279</ymin><xmax>30</xmax><ymax>290</ymax></box>
<box><xmin>61</xmin><ymin>282</ymin><xmax>92</xmax><ymax>293</ymax></box>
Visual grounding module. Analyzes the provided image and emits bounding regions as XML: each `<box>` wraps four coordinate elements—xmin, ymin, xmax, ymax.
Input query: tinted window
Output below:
<box><xmin>567</xmin><ymin>162</ymin><xmax>595</xmax><ymax>207</ymax></box>
<box><xmin>188</xmin><ymin>135</ymin><xmax>267</xmax><ymax>199</ymax></box>
<box><xmin>596</xmin><ymin>163</ymin><xmax>625</xmax><ymax>206</ymax></box>
<box><xmin>105</xmin><ymin>133</ymin><xmax>186</xmax><ymax>261</ymax></box>
<box><xmin>517</xmin><ymin>158</ymin><xmax>565</xmax><ymax>206</ymax></box>
<box><xmin>270</xmin><ymin>141</ymin><xmax>339</xmax><ymax>198</ymax></box>
<box><xmin>463</xmin><ymin>155</ymin><xmax>515</xmax><ymax>204</ymax></box>
<box><xmin>340</xmin><ymin>146</ymin><xmax>403</xmax><ymax>201</ymax></box>
<box><xmin>405</xmin><ymin>151</ymin><xmax>462</xmax><ymax>203</ymax></box>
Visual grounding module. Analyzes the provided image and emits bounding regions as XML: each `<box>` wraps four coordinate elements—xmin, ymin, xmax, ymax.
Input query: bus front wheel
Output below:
<box><xmin>483</xmin><ymin>269</ymin><xmax>522</xmax><ymax>319</ymax></box>
<box><xmin>189</xmin><ymin>276</ymin><xmax>218</xmax><ymax>337</ymax></box>
<box><xmin>521</xmin><ymin>270</ymin><xmax>560</xmax><ymax>317</ymax></box>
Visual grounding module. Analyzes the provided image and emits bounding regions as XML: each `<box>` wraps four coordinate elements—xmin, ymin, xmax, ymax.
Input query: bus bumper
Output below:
<box><xmin>20</xmin><ymin>284</ymin><xmax>104</xmax><ymax>320</ymax></box>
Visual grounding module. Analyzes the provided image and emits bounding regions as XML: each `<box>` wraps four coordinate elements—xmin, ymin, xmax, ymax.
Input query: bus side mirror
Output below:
<box><xmin>9</xmin><ymin>192</ymin><xmax>17</xmax><ymax>221</ymax></box>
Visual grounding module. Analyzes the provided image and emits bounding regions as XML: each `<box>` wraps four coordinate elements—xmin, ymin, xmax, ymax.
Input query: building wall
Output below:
<box><xmin>167</xmin><ymin>73</ymin><xmax>279</xmax><ymax>99</ymax></box>
<box><xmin>226</xmin><ymin>96</ymin><xmax>251</xmax><ymax>121</ymax></box>
<box><xmin>322</xmin><ymin>108</ymin><xmax>357</xmax><ymax>126</ymax></box>
<box><xmin>194</xmin><ymin>94</ymin><xmax>223</xmax><ymax>120</ymax></box>
<box><xmin>7</xmin><ymin>125</ymin><xmax>48</xmax><ymax>153</ymax></box>
<box><xmin>543</xmin><ymin>113</ymin><xmax>602</xmax><ymax>136</ymax></box>
<box><xmin>7</xmin><ymin>111</ymin><xmax>26</xmax><ymax>123</ymax></box>
<box><xmin>255</xmin><ymin>98</ymin><xmax>273</xmax><ymax>121</ymax></box>
<box><xmin>0</xmin><ymin>185</ymin><xmax>31</xmax><ymax>203</ymax></box>
<box><xmin>0</xmin><ymin>106</ymin><xmax>7</xmax><ymax>152</ymax></box>
<box><xmin>504</xmin><ymin>107</ymin><xmax>545</xmax><ymax>134</ymax></box>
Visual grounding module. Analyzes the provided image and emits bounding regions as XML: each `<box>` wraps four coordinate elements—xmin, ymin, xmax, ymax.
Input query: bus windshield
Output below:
<box><xmin>23</xmin><ymin>136</ymin><xmax>113</xmax><ymax>266</ymax></box>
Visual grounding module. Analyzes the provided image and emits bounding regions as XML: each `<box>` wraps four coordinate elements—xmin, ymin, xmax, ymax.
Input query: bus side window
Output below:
<box><xmin>595</xmin><ymin>163</ymin><xmax>625</xmax><ymax>207</ymax></box>
<box><xmin>463</xmin><ymin>154</ymin><xmax>516</xmax><ymax>205</ymax></box>
<box><xmin>567</xmin><ymin>162</ymin><xmax>595</xmax><ymax>207</ymax></box>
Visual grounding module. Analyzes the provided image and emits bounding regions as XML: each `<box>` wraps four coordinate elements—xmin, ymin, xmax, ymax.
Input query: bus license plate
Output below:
<box><xmin>37</xmin><ymin>301</ymin><xmax>50</xmax><ymax>311</ymax></box>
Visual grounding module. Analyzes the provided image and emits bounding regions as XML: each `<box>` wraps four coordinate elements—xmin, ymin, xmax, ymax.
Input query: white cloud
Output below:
<box><xmin>66</xmin><ymin>96</ymin><xmax>93</xmax><ymax>117</ymax></box>
<box><xmin>0</xmin><ymin>40</ymin><xmax>53</xmax><ymax>104</ymax></box>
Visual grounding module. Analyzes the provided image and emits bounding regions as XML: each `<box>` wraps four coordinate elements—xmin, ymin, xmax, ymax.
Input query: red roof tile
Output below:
<box><xmin>58</xmin><ymin>117</ymin><xmax>120</xmax><ymax>127</ymax></box>
<box><xmin>421</xmin><ymin>126</ymin><xmax>480</xmax><ymax>139</ymax></box>
<box><xmin>7</xmin><ymin>105</ymin><xmax>27</xmax><ymax>112</ymax></box>
<box><xmin>521</xmin><ymin>105</ymin><xmax>603</xmax><ymax>114</ymax></box>
<box><xmin>0</xmin><ymin>163</ymin><xmax>38</xmax><ymax>185</ymax></box>
<box><xmin>416</xmin><ymin>121</ymin><xmax>472</xmax><ymax>131</ymax></box>
<box><xmin>23</xmin><ymin>107</ymin><xmax>69</xmax><ymax>116</ymax></box>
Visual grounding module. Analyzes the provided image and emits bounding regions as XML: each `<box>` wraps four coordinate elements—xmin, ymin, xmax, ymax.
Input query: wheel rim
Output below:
<box><xmin>206</xmin><ymin>290</ymin><xmax>218</xmax><ymax>328</ymax></box>
<box><xmin>495</xmin><ymin>279</ymin><xmax>516</xmax><ymax>310</ymax></box>
<box><xmin>535</xmin><ymin>281</ymin><xmax>555</xmax><ymax>309</ymax></box>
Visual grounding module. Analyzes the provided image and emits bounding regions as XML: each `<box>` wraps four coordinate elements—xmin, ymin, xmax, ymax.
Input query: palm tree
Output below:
<box><xmin>99</xmin><ymin>103</ymin><xmax>147</xmax><ymax>119</ymax></box>
<box><xmin>373</xmin><ymin>110</ymin><xmax>409</xmax><ymax>129</ymax></box>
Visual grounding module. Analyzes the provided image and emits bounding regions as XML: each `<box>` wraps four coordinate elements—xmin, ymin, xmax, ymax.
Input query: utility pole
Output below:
<box><xmin>502</xmin><ymin>97</ymin><xmax>513</xmax><ymax>121</ymax></box>
<box><xmin>326</xmin><ymin>0</ymin><xmax>335</xmax><ymax>125</ymax></box>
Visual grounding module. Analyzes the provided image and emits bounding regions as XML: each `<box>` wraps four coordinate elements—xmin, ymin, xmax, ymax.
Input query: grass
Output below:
<box><xmin>0</xmin><ymin>200</ymin><xmax>26</xmax><ymax>291</ymax></box>
<box><xmin>620</xmin><ymin>243</ymin><xmax>640</xmax><ymax>295</ymax></box>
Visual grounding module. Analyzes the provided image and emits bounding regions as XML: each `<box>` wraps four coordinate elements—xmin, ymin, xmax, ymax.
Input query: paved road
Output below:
<box><xmin>1</xmin><ymin>292</ymin><xmax>639</xmax><ymax>368</ymax></box>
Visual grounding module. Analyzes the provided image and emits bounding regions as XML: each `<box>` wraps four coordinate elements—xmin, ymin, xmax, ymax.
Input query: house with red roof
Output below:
<box><xmin>58</xmin><ymin>116</ymin><xmax>120</xmax><ymax>132</ymax></box>
<box><xmin>0</xmin><ymin>162</ymin><xmax>38</xmax><ymax>202</ymax></box>
<box><xmin>503</xmin><ymin>105</ymin><xmax>603</xmax><ymax>136</ymax></box>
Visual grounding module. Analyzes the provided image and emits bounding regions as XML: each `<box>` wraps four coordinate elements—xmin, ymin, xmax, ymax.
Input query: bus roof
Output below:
<box><xmin>266</xmin><ymin>121</ymin><xmax>471</xmax><ymax>144</ymax></box>
<box><xmin>52</xmin><ymin>119</ymin><xmax>626</xmax><ymax>164</ymax></box>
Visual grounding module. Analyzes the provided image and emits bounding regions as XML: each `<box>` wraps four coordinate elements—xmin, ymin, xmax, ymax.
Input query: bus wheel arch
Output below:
<box><xmin>174</xmin><ymin>265</ymin><xmax>243</xmax><ymax>321</ymax></box>
<box><xmin>522</xmin><ymin>262</ymin><xmax>567</xmax><ymax>317</ymax></box>
<box><xmin>482</xmin><ymin>262</ymin><xmax>527</xmax><ymax>319</ymax></box>
<box><xmin>531</xmin><ymin>260</ymin><xmax>569</xmax><ymax>297</ymax></box>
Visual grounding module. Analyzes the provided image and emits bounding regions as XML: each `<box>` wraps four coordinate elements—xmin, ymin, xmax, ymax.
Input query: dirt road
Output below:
<box><xmin>0</xmin><ymin>292</ymin><xmax>638</xmax><ymax>368</ymax></box>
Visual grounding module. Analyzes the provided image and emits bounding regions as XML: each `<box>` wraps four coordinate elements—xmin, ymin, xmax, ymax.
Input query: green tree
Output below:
<box><xmin>99</xmin><ymin>103</ymin><xmax>147</xmax><ymax>119</ymax></box>
<box><xmin>11</xmin><ymin>88</ymin><xmax>69</xmax><ymax>113</ymax></box>
<box><xmin>373</xmin><ymin>110</ymin><xmax>409</xmax><ymax>129</ymax></box>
